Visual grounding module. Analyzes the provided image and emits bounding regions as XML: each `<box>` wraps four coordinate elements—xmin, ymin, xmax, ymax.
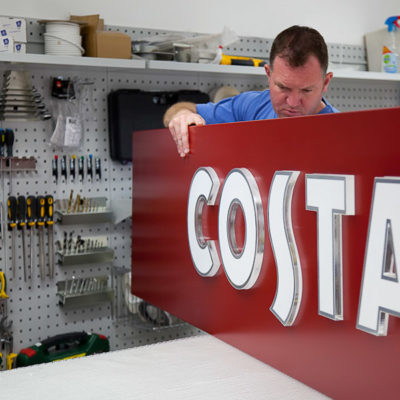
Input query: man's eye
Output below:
<box><xmin>302</xmin><ymin>89</ymin><xmax>312</xmax><ymax>93</ymax></box>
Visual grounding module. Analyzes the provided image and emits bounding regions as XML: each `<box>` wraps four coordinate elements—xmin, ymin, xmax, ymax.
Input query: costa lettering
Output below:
<box><xmin>187</xmin><ymin>167</ymin><xmax>400</xmax><ymax>336</ymax></box>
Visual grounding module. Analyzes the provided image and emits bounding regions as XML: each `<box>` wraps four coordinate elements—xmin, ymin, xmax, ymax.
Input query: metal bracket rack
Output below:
<box><xmin>55</xmin><ymin>197</ymin><xmax>113</xmax><ymax>225</ymax></box>
<box><xmin>57</xmin><ymin>248</ymin><xmax>114</xmax><ymax>266</ymax></box>
<box><xmin>56</xmin><ymin>275</ymin><xmax>114</xmax><ymax>309</ymax></box>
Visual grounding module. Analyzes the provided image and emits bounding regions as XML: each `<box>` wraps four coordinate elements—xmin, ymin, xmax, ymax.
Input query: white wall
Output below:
<box><xmin>2</xmin><ymin>0</ymin><xmax>399</xmax><ymax>45</ymax></box>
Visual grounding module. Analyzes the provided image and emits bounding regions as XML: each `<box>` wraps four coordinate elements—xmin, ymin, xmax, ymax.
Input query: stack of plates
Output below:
<box><xmin>43</xmin><ymin>21</ymin><xmax>84</xmax><ymax>57</ymax></box>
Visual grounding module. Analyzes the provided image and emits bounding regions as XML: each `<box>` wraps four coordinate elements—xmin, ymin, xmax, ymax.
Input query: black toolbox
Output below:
<box><xmin>107</xmin><ymin>89</ymin><xmax>210</xmax><ymax>163</ymax></box>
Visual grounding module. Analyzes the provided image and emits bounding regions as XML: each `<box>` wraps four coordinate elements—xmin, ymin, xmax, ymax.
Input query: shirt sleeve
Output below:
<box><xmin>196</xmin><ymin>96</ymin><xmax>240</xmax><ymax>125</ymax></box>
<box><xmin>196</xmin><ymin>91</ymin><xmax>272</xmax><ymax>124</ymax></box>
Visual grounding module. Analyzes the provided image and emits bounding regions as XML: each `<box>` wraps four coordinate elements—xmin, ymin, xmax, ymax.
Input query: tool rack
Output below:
<box><xmin>0</xmin><ymin>17</ymin><xmax>399</xmax><ymax>364</ymax></box>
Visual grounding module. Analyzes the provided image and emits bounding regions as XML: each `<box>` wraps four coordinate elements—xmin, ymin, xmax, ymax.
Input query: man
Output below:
<box><xmin>163</xmin><ymin>25</ymin><xmax>338</xmax><ymax>157</ymax></box>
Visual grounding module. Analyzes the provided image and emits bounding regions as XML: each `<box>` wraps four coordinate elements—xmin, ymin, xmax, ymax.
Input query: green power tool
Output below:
<box><xmin>16</xmin><ymin>331</ymin><xmax>109</xmax><ymax>367</ymax></box>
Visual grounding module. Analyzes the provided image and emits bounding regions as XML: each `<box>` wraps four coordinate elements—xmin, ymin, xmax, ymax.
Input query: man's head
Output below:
<box><xmin>265</xmin><ymin>25</ymin><xmax>333</xmax><ymax>118</ymax></box>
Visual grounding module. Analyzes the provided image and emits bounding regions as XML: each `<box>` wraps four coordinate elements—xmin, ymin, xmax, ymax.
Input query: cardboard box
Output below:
<box><xmin>96</xmin><ymin>31</ymin><xmax>131</xmax><ymax>59</ymax></box>
<box><xmin>70</xmin><ymin>14</ymin><xmax>130</xmax><ymax>59</ymax></box>
<box><xmin>0</xmin><ymin>16</ymin><xmax>26</xmax><ymax>43</ymax></box>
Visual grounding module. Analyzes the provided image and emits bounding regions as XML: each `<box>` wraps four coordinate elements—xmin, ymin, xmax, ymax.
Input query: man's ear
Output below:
<box><xmin>323</xmin><ymin>72</ymin><xmax>333</xmax><ymax>93</ymax></box>
<box><xmin>265</xmin><ymin>65</ymin><xmax>272</xmax><ymax>84</ymax></box>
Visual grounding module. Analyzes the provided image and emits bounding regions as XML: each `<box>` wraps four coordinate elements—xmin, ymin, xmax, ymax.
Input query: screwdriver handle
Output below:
<box><xmin>0</xmin><ymin>128</ymin><xmax>5</xmax><ymax>157</ymax></box>
<box><xmin>0</xmin><ymin>271</ymin><xmax>8</xmax><ymax>299</ymax></box>
<box><xmin>7</xmin><ymin>196</ymin><xmax>17</xmax><ymax>230</ymax></box>
<box><xmin>70</xmin><ymin>155</ymin><xmax>76</xmax><ymax>180</ymax></box>
<box><xmin>5</xmin><ymin>128</ymin><xmax>14</xmax><ymax>157</ymax></box>
<box><xmin>52</xmin><ymin>155</ymin><xmax>58</xmax><ymax>183</ymax></box>
<box><xmin>78</xmin><ymin>156</ymin><xmax>84</xmax><ymax>181</ymax></box>
<box><xmin>95</xmin><ymin>157</ymin><xmax>101</xmax><ymax>179</ymax></box>
<box><xmin>27</xmin><ymin>195</ymin><xmax>37</xmax><ymax>227</ymax></box>
<box><xmin>36</xmin><ymin>196</ymin><xmax>45</xmax><ymax>226</ymax></box>
<box><xmin>46</xmin><ymin>195</ymin><xmax>54</xmax><ymax>225</ymax></box>
<box><xmin>17</xmin><ymin>195</ymin><xmax>26</xmax><ymax>228</ymax></box>
<box><xmin>87</xmin><ymin>154</ymin><xmax>93</xmax><ymax>179</ymax></box>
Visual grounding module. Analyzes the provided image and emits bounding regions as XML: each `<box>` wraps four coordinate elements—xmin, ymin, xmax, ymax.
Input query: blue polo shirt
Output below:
<box><xmin>196</xmin><ymin>90</ymin><xmax>339</xmax><ymax>124</ymax></box>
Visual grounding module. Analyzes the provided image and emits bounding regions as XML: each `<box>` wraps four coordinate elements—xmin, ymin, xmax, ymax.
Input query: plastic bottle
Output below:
<box><xmin>382</xmin><ymin>16</ymin><xmax>400</xmax><ymax>73</ymax></box>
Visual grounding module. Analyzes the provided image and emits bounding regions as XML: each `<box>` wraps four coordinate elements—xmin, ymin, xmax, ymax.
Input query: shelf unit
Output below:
<box><xmin>1</xmin><ymin>52</ymin><xmax>400</xmax><ymax>83</ymax></box>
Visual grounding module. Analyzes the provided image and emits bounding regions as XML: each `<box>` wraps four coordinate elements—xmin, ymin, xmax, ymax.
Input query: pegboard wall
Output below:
<box><xmin>0</xmin><ymin>18</ymin><xmax>400</xmax><ymax>364</ymax></box>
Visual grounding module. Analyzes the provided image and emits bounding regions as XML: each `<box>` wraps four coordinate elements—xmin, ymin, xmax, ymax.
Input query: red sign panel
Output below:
<box><xmin>131</xmin><ymin>107</ymin><xmax>400</xmax><ymax>399</ymax></box>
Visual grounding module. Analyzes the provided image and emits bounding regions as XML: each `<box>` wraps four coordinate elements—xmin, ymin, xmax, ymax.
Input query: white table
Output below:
<box><xmin>2</xmin><ymin>335</ymin><xmax>329</xmax><ymax>399</ymax></box>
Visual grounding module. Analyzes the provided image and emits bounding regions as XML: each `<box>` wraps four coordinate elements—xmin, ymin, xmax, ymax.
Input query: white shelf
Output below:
<box><xmin>147</xmin><ymin>60</ymin><xmax>266</xmax><ymax>76</ymax></box>
<box><xmin>0</xmin><ymin>52</ymin><xmax>146</xmax><ymax>70</ymax></box>
<box><xmin>331</xmin><ymin>68</ymin><xmax>400</xmax><ymax>82</ymax></box>
<box><xmin>1</xmin><ymin>52</ymin><xmax>400</xmax><ymax>83</ymax></box>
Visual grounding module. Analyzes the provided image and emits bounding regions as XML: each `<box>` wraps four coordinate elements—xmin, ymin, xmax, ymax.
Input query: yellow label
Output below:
<box><xmin>54</xmin><ymin>352</ymin><xmax>86</xmax><ymax>362</ymax></box>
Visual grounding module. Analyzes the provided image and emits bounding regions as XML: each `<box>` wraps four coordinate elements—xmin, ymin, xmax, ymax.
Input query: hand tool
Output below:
<box><xmin>72</xmin><ymin>194</ymin><xmax>81</xmax><ymax>213</ymax></box>
<box><xmin>61</xmin><ymin>155</ymin><xmax>67</xmax><ymax>181</ymax></box>
<box><xmin>26</xmin><ymin>196</ymin><xmax>36</xmax><ymax>281</ymax></box>
<box><xmin>0</xmin><ymin>202</ymin><xmax>3</xmax><ymax>244</ymax></box>
<box><xmin>45</xmin><ymin>195</ymin><xmax>54</xmax><ymax>279</ymax></box>
<box><xmin>36</xmin><ymin>196</ymin><xmax>46</xmax><ymax>280</ymax></box>
<box><xmin>52</xmin><ymin>155</ymin><xmax>58</xmax><ymax>183</ymax></box>
<box><xmin>7</xmin><ymin>196</ymin><xmax>17</xmax><ymax>279</ymax></box>
<box><xmin>95</xmin><ymin>157</ymin><xmax>101</xmax><ymax>180</ymax></box>
<box><xmin>0</xmin><ymin>131</ymin><xmax>5</xmax><ymax>206</ymax></box>
<box><xmin>78</xmin><ymin>155</ymin><xmax>84</xmax><ymax>182</ymax></box>
<box><xmin>5</xmin><ymin>128</ymin><xmax>14</xmax><ymax>157</ymax></box>
<box><xmin>0</xmin><ymin>271</ymin><xmax>9</xmax><ymax>341</ymax></box>
<box><xmin>0</xmin><ymin>92</ymin><xmax>42</xmax><ymax>100</ymax></box>
<box><xmin>0</xmin><ymin>104</ymin><xmax>45</xmax><ymax>112</ymax></box>
<box><xmin>17</xmin><ymin>196</ymin><xmax>28</xmax><ymax>281</ymax></box>
<box><xmin>5</xmin><ymin>129</ymin><xmax>14</xmax><ymax>193</ymax></box>
<box><xmin>70</xmin><ymin>154</ymin><xmax>76</xmax><ymax>181</ymax></box>
<box><xmin>0</xmin><ymin>271</ymin><xmax>8</xmax><ymax>300</ymax></box>
<box><xmin>87</xmin><ymin>154</ymin><xmax>93</xmax><ymax>181</ymax></box>
<box><xmin>6</xmin><ymin>353</ymin><xmax>17</xmax><ymax>370</ymax></box>
<box><xmin>0</xmin><ymin>129</ymin><xmax>5</xmax><ymax>157</ymax></box>
<box><xmin>219</xmin><ymin>53</ymin><xmax>266</xmax><ymax>67</ymax></box>
<box><xmin>67</xmin><ymin>189</ymin><xmax>74</xmax><ymax>213</ymax></box>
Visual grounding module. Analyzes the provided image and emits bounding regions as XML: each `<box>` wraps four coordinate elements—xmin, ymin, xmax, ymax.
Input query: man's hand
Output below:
<box><xmin>163</xmin><ymin>101</ymin><xmax>205</xmax><ymax>157</ymax></box>
<box><xmin>168</xmin><ymin>110</ymin><xmax>205</xmax><ymax>157</ymax></box>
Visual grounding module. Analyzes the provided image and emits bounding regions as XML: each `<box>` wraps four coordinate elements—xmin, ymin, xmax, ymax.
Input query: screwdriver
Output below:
<box><xmin>0</xmin><ymin>270</ymin><xmax>8</xmax><ymax>299</ymax></box>
<box><xmin>26</xmin><ymin>195</ymin><xmax>36</xmax><ymax>281</ymax></box>
<box><xmin>95</xmin><ymin>157</ymin><xmax>101</xmax><ymax>180</ymax></box>
<box><xmin>5</xmin><ymin>129</ymin><xmax>14</xmax><ymax>192</ymax></box>
<box><xmin>46</xmin><ymin>195</ymin><xmax>54</xmax><ymax>279</ymax></box>
<box><xmin>52</xmin><ymin>155</ymin><xmax>58</xmax><ymax>183</ymax></box>
<box><xmin>5</xmin><ymin>128</ymin><xmax>14</xmax><ymax>157</ymax></box>
<box><xmin>87</xmin><ymin>154</ymin><xmax>93</xmax><ymax>181</ymax></box>
<box><xmin>7</xmin><ymin>196</ymin><xmax>17</xmax><ymax>279</ymax></box>
<box><xmin>78</xmin><ymin>155</ymin><xmax>84</xmax><ymax>182</ymax></box>
<box><xmin>61</xmin><ymin>155</ymin><xmax>67</xmax><ymax>181</ymax></box>
<box><xmin>17</xmin><ymin>196</ymin><xmax>28</xmax><ymax>281</ymax></box>
<box><xmin>70</xmin><ymin>154</ymin><xmax>76</xmax><ymax>181</ymax></box>
<box><xmin>36</xmin><ymin>196</ymin><xmax>46</xmax><ymax>281</ymax></box>
<box><xmin>0</xmin><ymin>128</ymin><xmax>6</xmax><ymax>157</ymax></box>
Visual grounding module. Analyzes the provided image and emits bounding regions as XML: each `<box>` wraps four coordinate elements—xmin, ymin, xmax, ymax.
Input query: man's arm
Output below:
<box><xmin>163</xmin><ymin>102</ymin><xmax>206</xmax><ymax>157</ymax></box>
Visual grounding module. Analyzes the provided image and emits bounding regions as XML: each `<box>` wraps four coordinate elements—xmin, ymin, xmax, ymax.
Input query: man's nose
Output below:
<box><xmin>286</xmin><ymin>92</ymin><xmax>301</xmax><ymax>107</ymax></box>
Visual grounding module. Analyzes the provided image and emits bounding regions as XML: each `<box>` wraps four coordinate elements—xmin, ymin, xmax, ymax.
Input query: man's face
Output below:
<box><xmin>265</xmin><ymin>55</ymin><xmax>333</xmax><ymax>118</ymax></box>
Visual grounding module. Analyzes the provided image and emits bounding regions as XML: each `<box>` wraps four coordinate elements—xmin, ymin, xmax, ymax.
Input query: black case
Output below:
<box><xmin>107</xmin><ymin>89</ymin><xmax>210</xmax><ymax>163</ymax></box>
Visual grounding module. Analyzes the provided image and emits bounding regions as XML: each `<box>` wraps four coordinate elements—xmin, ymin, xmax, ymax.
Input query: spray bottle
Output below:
<box><xmin>382</xmin><ymin>16</ymin><xmax>400</xmax><ymax>73</ymax></box>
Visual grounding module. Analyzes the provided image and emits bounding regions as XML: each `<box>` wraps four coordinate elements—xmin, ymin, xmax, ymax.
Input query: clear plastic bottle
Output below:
<box><xmin>382</xmin><ymin>16</ymin><xmax>400</xmax><ymax>73</ymax></box>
